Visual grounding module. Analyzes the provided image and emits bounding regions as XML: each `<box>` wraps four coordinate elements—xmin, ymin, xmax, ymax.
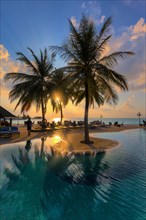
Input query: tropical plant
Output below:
<box><xmin>50</xmin><ymin>15</ymin><xmax>134</xmax><ymax>143</ymax></box>
<box><xmin>4</xmin><ymin>48</ymin><xmax>55</xmax><ymax>123</ymax></box>
<box><xmin>50</xmin><ymin>70</ymin><xmax>71</xmax><ymax>125</ymax></box>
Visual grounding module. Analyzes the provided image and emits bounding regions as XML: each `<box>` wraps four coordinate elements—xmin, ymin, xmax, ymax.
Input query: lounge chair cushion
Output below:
<box><xmin>0</xmin><ymin>126</ymin><xmax>20</xmax><ymax>136</ymax></box>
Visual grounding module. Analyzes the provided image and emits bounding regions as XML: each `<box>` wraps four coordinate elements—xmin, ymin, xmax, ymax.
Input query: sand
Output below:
<box><xmin>0</xmin><ymin>124</ymin><xmax>144</xmax><ymax>153</ymax></box>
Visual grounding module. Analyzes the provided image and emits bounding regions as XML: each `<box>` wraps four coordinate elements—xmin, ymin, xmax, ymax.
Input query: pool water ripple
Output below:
<box><xmin>0</xmin><ymin>129</ymin><xmax>145</xmax><ymax>220</ymax></box>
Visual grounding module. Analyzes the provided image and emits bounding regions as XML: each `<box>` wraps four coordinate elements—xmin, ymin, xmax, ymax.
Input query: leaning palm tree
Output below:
<box><xmin>50</xmin><ymin>70</ymin><xmax>71</xmax><ymax>125</ymax></box>
<box><xmin>4</xmin><ymin>48</ymin><xmax>55</xmax><ymax>123</ymax></box>
<box><xmin>50</xmin><ymin>15</ymin><xmax>134</xmax><ymax>143</ymax></box>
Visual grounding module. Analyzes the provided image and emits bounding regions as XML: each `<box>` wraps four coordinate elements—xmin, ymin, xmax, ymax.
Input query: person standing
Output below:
<box><xmin>25</xmin><ymin>118</ymin><xmax>33</xmax><ymax>135</ymax></box>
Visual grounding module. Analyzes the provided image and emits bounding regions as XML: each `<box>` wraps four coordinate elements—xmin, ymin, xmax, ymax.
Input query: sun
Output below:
<box><xmin>53</xmin><ymin>117</ymin><xmax>61</xmax><ymax>123</ymax></box>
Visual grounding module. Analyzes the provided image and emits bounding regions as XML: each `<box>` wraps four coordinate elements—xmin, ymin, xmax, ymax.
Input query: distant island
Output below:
<box><xmin>18</xmin><ymin>116</ymin><xmax>42</xmax><ymax>120</ymax></box>
<box><xmin>32</xmin><ymin>116</ymin><xmax>42</xmax><ymax>119</ymax></box>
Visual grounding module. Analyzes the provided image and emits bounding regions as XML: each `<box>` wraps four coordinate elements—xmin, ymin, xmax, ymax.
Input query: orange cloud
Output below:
<box><xmin>0</xmin><ymin>44</ymin><xmax>26</xmax><ymax>80</ymax></box>
<box><xmin>130</xmin><ymin>18</ymin><xmax>146</xmax><ymax>40</ymax></box>
<box><xmin>0</xmin><ymin>45</ymin><xmax>9</xmax><ymax>61</ymax></box>
<box><xmin>101</xmin><ymin>44</ymin><xmax>111</xmax><ymax>57</ymax></box>
<box><xmin>0</xmin><ymin>44</ymin><xmax>27</xmax><ymax>115</ymax></box>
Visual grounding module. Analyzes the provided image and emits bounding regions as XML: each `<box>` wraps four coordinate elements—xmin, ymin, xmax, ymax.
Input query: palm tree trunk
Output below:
<box><xmin>84</xmin><ymin>81</ymin><xmax>90</xmax><ymax>143</ymax></box>
<box><xmin>41</xmin><ymin>99</ymin><xmax>45</xmax><ymax>122</ymax></box>
<box><xmin>60</xmin><ymin>103</ymin><xmax>63</xmax><ymax>125</ymax></box>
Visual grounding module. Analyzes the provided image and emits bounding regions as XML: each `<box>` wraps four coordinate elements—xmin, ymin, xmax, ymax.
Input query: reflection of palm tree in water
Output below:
<box><xmin>42</xmin><ymin>151</ymin><xmax>110</xmax><ymax>219</ymax></box>
<box><xmin>62</xmin><ymin>152</ymin><xmax>109</xmax><ymax>185</ymax></box>
<box><xmin>2</xmin><ymin>138</ymin><xmax>48</xmax><ymax>220</ymax></box>
<box><xmin>2</xmin><ymin>138</ymin><xmax>109</xmax><ymax>220</ymax></box>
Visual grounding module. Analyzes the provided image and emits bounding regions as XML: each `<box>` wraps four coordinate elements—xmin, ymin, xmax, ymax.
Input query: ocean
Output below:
<box><xmin>11</xmin><ymin>118</ymin><xmax>144</xmax><ymax>126</ymax></box>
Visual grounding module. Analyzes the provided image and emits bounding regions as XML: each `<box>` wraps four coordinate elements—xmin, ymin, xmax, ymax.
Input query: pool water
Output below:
<box><xmin>0</xmin><ymin>129</ymin><xmax>146</xmax><ymax>220</ymax></box>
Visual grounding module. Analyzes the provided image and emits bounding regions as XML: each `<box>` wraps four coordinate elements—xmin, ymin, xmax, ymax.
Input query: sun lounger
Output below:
<box><xmin>0</xmin><ymin>126</ymin><xmax>20</xmax><ymax>136</ymax></box>
<box><xmin>10</xmin><ymin>126</ymin><xmax>20</xmax><ymax>135</ymax></box>
<box><xmin>0</xmin><ymin>127</ymin><xmax>10</xmax><ymax>136</ymax></box>
<box><xmin>140</xmin><ymin>120</ymin><xmax>146</xmax><ymax>127</ymax></box>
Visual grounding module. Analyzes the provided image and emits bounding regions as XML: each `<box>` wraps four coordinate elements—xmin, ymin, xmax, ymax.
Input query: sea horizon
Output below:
<box><xmin>12</xmin><ymin>117</ymin><xmax>145</xmax><ymax>125</ymax></box>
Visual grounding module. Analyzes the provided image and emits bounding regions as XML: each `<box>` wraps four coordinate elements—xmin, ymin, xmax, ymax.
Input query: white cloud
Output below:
<box><xmin>70</xmin><ymin>16</ymin><xmax>79</xmax><ymax>28</ymax></box>
<box><xmin>81</xmin><ymin>1</ymin><xmax>102</xmax><ymax>22</ymax></box>
<box><xmin>98</xmin><ymin>15</ymin><xmax>105</xmax><ymax>24</ymax></box>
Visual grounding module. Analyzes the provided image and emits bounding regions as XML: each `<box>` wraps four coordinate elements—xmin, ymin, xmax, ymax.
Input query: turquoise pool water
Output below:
<box><xmin>0</xmin><ymin>129</ymin><xmax>146</xmax><ymax>220</ymax></box>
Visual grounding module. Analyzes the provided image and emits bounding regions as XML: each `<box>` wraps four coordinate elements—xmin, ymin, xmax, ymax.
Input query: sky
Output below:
<box><xmin>0</xmin><ymin>0</ymin><xmax>146</xmax><ymax>119</ymax></box>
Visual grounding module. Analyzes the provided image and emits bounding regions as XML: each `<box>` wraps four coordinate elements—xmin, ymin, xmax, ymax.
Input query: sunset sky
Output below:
<box><xmin>1</xmin><ymin>0</ymin><xmax>146</xmax><ymax>119</ymax></box>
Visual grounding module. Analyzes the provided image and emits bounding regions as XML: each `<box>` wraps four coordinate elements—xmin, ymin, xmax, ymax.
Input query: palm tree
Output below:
<box><xmin>50</xmin><ymin>15</ymin><xmax>134</xmax><ymax>143</ymax></box>
<box><xmin>50</xmin><ymin>70</ymin><xmax>71</xmax><ymax>125</ymax></box>
<box><xmin>4</xmin><ymin>48</ymin><xmax>55</xmax><ymax>123</ymax></box>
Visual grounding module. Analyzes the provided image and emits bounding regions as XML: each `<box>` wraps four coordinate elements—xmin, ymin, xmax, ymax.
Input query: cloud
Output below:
<box><xmin>98</xmin><ymin>15</ymin><xmax>105</xmax><ymax>24</ymax></box>
<box><xmin>81</xmin><ymin>1</ymin><xmax>106</xmax><ymax>25</ymax></box>
<box><xmin>1</xmin><ymin>14</ymin><xmax>145</xmax><ymax>118</ymax></box>
<box><xmin>70</xmin><ymin>16</ymin><xmax>79</xmax><ymax>28</ymax></box>
<box><xmin>72</xmin><ymin>2</ymin><xmax>106</xmax><ymax>30</ymax></box>
<box><xmin>101</xmin><ymin>18</ymin><xmax>145</xmax><ymax>93</ymax></box>
<box><xmin>128</xmin><ymin>63</ymin><xmax>145</xmax><ymax>91</ymax></box>
<box><xmin>0</xmin><ymin>44</ymin><xmax>26</xmax><ymax>80</ymax></box>
<box><xmin>0</xmin><ymin>44</ymin><xmax>28</xmax><ymax>115</ymax></box>
<box><xmin>87</xmin><ymin>1</ymin><xmax>102</xmax><ymax>17</ymax></box>
<box><xmin>102</xmin><ymin>44</ymin><xmax>111</xmax><ymax>57</ymax></box>
<box><xmin>101</xmin><ymin>17</ymin><xmax>146</xmax><ymax>53</ymax></box>
<box><xmin>123</xmin><ymin>94</ymin><xmax>135</xmax><ymax>109</ymax></box>
<box><xmin>0</xmin><ymin>45</ymin><xmax>9</xmax><ymax>61</ymax></box>
<box><xmin>129</xmin><ymin>18</ymin><xmax>146</xmax><ymax>40</ymax></box>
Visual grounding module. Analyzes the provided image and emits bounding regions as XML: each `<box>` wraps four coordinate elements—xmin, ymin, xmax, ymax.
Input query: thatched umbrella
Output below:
<box><xmin>0</xmin><ymin>106</ymin><xmax>16</xmax><ymax>126</ymax></box>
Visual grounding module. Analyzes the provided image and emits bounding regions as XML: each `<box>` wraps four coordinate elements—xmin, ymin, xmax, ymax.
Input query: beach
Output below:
<box><xmin>0</xmin><ymin>124</ymin><xmax>142</xmax><ymax>153</ymax></box>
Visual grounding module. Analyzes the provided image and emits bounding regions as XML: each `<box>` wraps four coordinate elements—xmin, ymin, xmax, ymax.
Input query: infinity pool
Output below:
<box><xmin>0</xmin><ymin>129</ymin><xmax>145</xmax><ymax>220</ymax></box>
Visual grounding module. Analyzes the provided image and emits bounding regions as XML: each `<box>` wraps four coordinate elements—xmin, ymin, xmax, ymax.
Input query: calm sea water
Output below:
<box><xmin>12</xmin><ymin>118</ymin><xmax>144</xmax><ymax>125</ymax></box>
<box><xmin>0</xmin><ymin>128</ymin><xmax>145</xmax><ymax>220</ymax></box>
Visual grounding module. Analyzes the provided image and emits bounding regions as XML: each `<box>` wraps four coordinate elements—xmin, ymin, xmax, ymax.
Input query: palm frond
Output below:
<box><xmin>98</xmin><ymin>51</ymin><xmax>135</xmax><ymax>68</ymax></box>
<box><xmin>5</xmin><ymin>48</ymin><xmax>56</xmax><ymax>119</ymax></box>
<box><xmin>27</xmin><ymin>47</ymin><xmax>41</xmax><ymax>67</ymax></box>
<box><xmin>98</xmin><ymin>16</ymin><xmax>112</xmax><ymax>40</ymax></box>
<box><xmin>94</xmin><ymin>63</ymin><xmax>128</xmax><ymax>91</ymax></box>
<box><xmin>95</xmin><ymin>35</ymin><xmax>112</xmax><ymax>59</ymax></box>
<box><xmin>4</xmin><ymin>72</ymin><xmax>38</xmax><ymax>83</ymax></box>
<box><xmin>74</xmin><ymin>90</ymin><xmax>85</xmax><ymax>105</ymax></box>
<box><xmin>16</xmin><ymin>51</ymin><xmax>38</xmax><ymax>74</ymax></box>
